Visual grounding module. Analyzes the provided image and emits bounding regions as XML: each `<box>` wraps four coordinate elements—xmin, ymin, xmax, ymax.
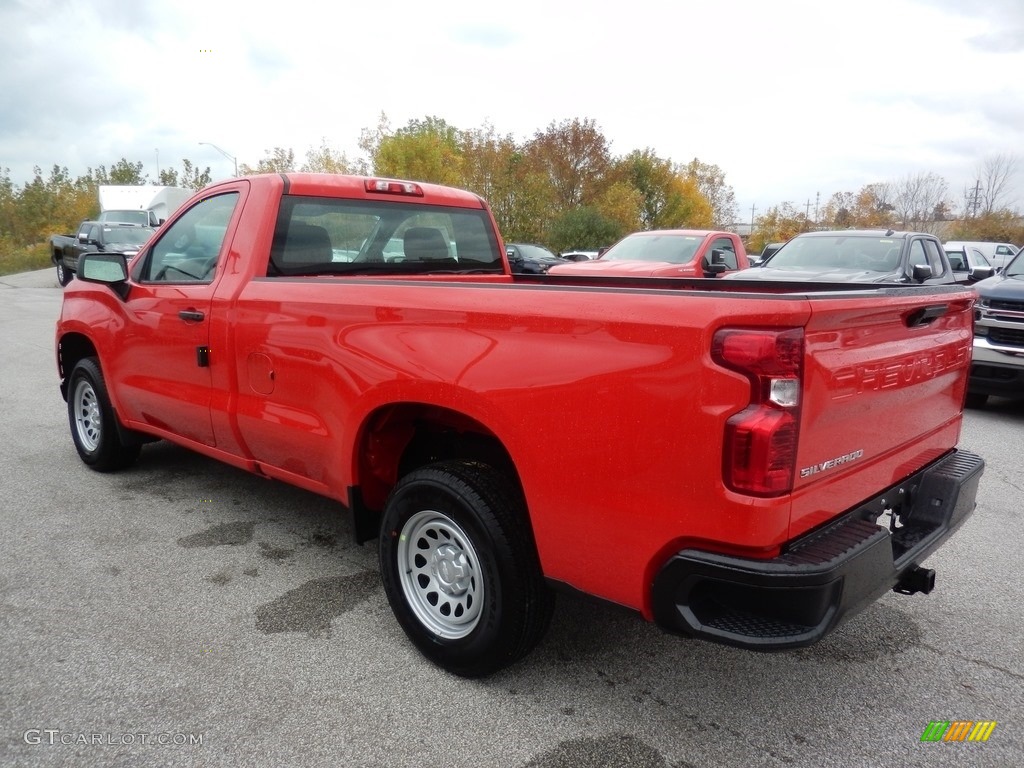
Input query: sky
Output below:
<box><xmin>2</xmin><ymin>0</ymin><xmax>1023</xmax><ymax>224</ymax></box>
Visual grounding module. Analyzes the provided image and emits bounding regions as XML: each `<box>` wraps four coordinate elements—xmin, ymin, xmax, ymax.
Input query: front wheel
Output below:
<box><xmin>67</xmin><ymin>357</ymin><xmax>141</xmax><ymax>471</ymax></box>
<box><xmin>379</xmin><ymin>460</ymin><xmax>553</xmax><ymax>677</ymax></box>
<box><xmin>56</xmin><ymin>259</ymin><xmax>73</xmax><ymax>286</ymax></box>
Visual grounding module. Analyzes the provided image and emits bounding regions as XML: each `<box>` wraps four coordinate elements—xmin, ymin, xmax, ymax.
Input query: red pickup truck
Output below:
<box><xmin>548</xmin><ymin>229</ymin><xmax>749</xmax><ymax>278</ymax></box>
<box><xmin>57</xmin><ymin>174</ymin><xmax>984</xmax><ymax>677</ymax></box>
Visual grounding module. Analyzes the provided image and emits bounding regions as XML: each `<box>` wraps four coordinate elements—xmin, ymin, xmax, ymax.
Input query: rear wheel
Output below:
<box><xmin>67</xmin><ymin>357</ymin><xmax>140</xmax><ymax>471</ymax></box>
<box><xmin>379</xmin><ymin>460</ymin><xmax>553</xmax><ymax>677</ymax></box>
<box><xmin>56</xmin><ymin>259</ymin><xmax>73</xmax><ymax>286</ymax></box>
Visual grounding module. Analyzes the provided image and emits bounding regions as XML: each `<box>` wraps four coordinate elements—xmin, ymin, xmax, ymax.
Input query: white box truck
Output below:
<box><xmin>97</xmin><ymin>185</ymin><xmax>191</xmax><ymax>226</ymax></box>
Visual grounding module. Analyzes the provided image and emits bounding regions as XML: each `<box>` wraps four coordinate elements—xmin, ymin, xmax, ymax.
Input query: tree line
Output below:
<box><xmin>1</xmin><ymin>116</ymin><xmax>1020</xmax><ymax>269</ymax></box>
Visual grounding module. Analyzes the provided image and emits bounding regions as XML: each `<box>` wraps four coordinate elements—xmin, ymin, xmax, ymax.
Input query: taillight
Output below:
<box><xmin>712</xmin><ymin>328</ymin><xmax>803</xmax><ymax>496</ymax></box>
<box><xmin>364</xmin><ymin>179</ymin><xmax>424</xmax><ymax>196</ymax></box>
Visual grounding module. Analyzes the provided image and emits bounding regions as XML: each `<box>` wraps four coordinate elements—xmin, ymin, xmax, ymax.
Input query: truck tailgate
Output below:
<box><xmin>790</xmin><ymin>289</ymin><xmax>974</xmax><ymax>538</ymax></box>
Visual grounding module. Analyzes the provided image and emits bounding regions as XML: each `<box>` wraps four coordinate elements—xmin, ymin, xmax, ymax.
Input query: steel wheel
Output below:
<box><xmin>379</xmin><ymin>460</ymin><xmax>554</xmax><ymax>677</ymax></box>
<box><xmin>72</xmin><ymin>377</ymin><xmax>103</xmax><ymax>452</ymax></box>
<box><xmin>398</xmin><ymin>509</ymin><xmax>484</xmax><ymax>639</ymax></box>
<box><xmin>66</xmin><ymin>357</ymin><xmax>141</xmax><ymax>471</ymax></box>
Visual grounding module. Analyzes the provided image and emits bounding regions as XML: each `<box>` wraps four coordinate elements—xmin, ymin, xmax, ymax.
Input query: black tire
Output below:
<box><xmin>379</xmin><ymin>460</ymin><xmax>553</xmax><ymax>677</ymax></box>
<box><xmin>67</xmin><ymin>357</ymin><xmax>141</xmax><ymax>471</ymax></box>
<box><xmin>56</xmin><ymin>259</ymin><xmax>73</xmax><ymax>287</ymax></box>
<box><xmin>965</xmin><ymin>392</ymin><xmax>988</xmax><ymax>409</ymax></box>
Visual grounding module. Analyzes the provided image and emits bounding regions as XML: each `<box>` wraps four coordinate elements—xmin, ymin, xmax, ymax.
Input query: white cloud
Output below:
<box><xmin>1</xmin><ymin>0</ymin><xmax>1022</xmax><ymax>216</ymax></box>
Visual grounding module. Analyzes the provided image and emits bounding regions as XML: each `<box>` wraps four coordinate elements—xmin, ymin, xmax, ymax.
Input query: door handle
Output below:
<box><xmin>178</xmin><ymin>309</ymin><xmax>205</xmax><ymax>322</ymax></box>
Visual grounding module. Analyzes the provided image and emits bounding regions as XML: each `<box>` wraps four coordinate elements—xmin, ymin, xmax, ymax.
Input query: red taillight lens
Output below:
<box><xmin>712</xmin><ymin>328</ymin><xmax>803</xmax><ymax>496</ymax></box>
<box><xmin>364</xmin><ymin>179</ymin><xmax>424</xmax><ymax>196</ymax></box>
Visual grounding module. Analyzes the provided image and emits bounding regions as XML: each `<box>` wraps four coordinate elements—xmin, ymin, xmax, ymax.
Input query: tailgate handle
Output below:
<box><xmin>906</xmin><ymin>304</ymin><xmax>947</xmax><ymax>327</ymax></box>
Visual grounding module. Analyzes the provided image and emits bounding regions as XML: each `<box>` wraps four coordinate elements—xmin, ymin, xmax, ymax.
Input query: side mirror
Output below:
<box><xmin>704</xmin><ymin>263</ymin><xmax>728</xmax><ymax>276</ymax></box>
<box><xmin>78</xmin><ymin>253</ymin><xmax>130</xmax><ymax>300</ymax></box>
<box><xmin>78</xmin><ymin>232</ymin><xmax>89</xmax><ymax>243</ymax></box>
<box><xmin>506</xmin><ymin>248</ymin><xmax>522</xmax><ymax>263</ymax></box>
<box><xmin>911</xmin><ymin>263</ymin><xmax>933</xmax><ymax>282</ymax></box>
<box><xmin>969</xmin><ymin>266</ymin><xmax>994</xmax><ymax>282</ymax></box>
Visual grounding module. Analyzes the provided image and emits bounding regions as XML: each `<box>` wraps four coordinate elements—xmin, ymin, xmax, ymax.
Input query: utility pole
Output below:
<box><xmin>750</xmin><ymin>204</ymin><xmax>757</xmax><ymax>231</ymax></box>
<box><xmin>814</xmin><ymin>191</ymin><xmax>820</xmax><ymax>225</ymax></box>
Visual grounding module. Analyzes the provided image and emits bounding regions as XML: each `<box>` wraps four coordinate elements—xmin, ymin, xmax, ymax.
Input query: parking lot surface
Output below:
<box><xmin>1</xmin><ymin>271</ymin><xmax>1021</xmax><ymax>767</ymax></box>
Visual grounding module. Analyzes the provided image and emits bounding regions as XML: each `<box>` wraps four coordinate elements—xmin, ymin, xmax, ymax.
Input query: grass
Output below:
<box><xmin>0</xmin><ymin>243</ymin><xmax>52</xmax><ymax>277</ymax></box>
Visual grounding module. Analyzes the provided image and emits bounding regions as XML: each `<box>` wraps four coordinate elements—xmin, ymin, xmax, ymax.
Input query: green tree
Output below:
<box><xmin>241</xmin><ymin>147</ymin><xmax>296</xmax><ymax>175</ymax></box>
<box><xmin>107</xmin><ymin>158</ymin><xmax>147</xmax><ymax>185</ymax></box>
<box><xmin>749</xmin><ymin>203</ymin><xmax>809</xmax><ymax>252</ymax></box>
<box><xmin>372</xmin><ymin>117</ymin><xmax>464</xmax><ymax>186</ymax></box>
<box><xmin>524</xmin><ymin>118</ymin><xmax>611</xmax><ymax>212</ymax></box>
<box><xmin>179</xmin><ymin>159</ymin><xmax>213</xmax><ymax>190</ymax></box>
<box><xmin>302</xmin><ymin>139</ymin><xmax>358</xmax><ymax>174</ymax></box>
<box><xmin>682</xmin><ymin>158</ymin><xmax>737</xmax><ymax>229</ymax></box>
<box><xmin>547</xmin><ymin>206</ymin><xmax>623</xmax><ymax>252</ymax></box>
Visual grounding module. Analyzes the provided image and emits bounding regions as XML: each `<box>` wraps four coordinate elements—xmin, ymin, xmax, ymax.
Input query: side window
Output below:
<box><xmin>923</xmin><ymin>239</ymin><xmax>944</xmax><ymax>275</ymax></box>
<box><xmin>707</xmin><ymin>237</ymin><xmax>738</xmax><ymax>270</ymax></box>
<box><xmin>88</xmin><ymin>224</ymin><xmax>101</xmax><ymax>243</ymax></box>
<box><xmin>139</xmin><ymin>192</ymin><xmax>239</xmax><ymax>283</ymax></box>
<box><xmin>908</xmin><ymin>240</ymin><xmax>928</xmax><ymax>270</ymax></box>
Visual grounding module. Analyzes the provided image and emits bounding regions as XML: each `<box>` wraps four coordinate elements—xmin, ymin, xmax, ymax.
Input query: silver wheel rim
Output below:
<box><xmin>57</xmin><ymin>263</ymin><xmax>65</xmax><ymax>281</ymax></box>
<box><xmin>397</xmin><ymin>509</ymin><xmax>484</xmax><ymax>639</ymax></box>
<box><xmin>72</xmin><ymin>378</ymin><xmax>102</xmax><ymax>452</ymax></box>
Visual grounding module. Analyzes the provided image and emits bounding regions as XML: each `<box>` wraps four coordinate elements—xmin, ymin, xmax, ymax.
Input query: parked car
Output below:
<box><xmin>504</xmin><ymin>243</ymin><xmax>567</xmax><ymax>274</ymax></box>
<box><xmin>559</xmin><ymin>250</ymin><xmax>598</xmax><ymax>261</ymax></box>
<box><xmin>966</xmin><ymin>250</ymin><xmax>1024</xmax><ymax>406</ymax></box>
<box><xmin>725</xmin><ymin>230</ymin><xmax>956</xmax><ymax>284</ymax></box>
<box><xmin>548</xmin><ymin>230</ymin><xmax>749</xmax><ymax>278</ymax></box>
<box><xmin>945</xmin><ymin>241</ymin><xmax>1019</xmax><ymax>272</ymax></box>
<box><xmin>750</xmin><ymin>242</ymin><xmax>786</xmax><ymax>266</ymax></box>
<box><xmin>944</xmin><ymin>245</ymin><xmax>995</xmax><ymax>284</ymax></box>
<box><xmin>50</xmin><ymin>221</ymin><xmax>156</xmax><ymax>286</ymax></box>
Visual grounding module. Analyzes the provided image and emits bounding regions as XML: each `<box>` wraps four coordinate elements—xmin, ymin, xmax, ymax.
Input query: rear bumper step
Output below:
<box><xmin>651</xmin><ymin>449</ymin><xmax>984</xmax><ymax>650</ymax></box>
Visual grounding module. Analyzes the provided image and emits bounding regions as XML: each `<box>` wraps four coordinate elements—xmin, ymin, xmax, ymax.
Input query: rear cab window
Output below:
<box><xmin>266</xmin><ymin>196</ymin><xmax>504</xmax><ymax>277</ymax></box>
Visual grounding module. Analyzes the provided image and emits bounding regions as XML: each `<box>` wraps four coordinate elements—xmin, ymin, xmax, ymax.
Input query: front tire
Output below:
<box><xmin>379</xmin><ymin>460</ymin><xmax>553</xmax><ymax>677</ymax></box>
<box><xmin>67</xmin><ymin>357</ymin><xmax>141</xmax><ymax>471</ymax></box>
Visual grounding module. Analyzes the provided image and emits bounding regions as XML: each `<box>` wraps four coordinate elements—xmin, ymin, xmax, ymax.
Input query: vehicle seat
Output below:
<box><xmin>404</xmin><ymin>227</ymin><xmax>452</xmax><ymax>262</ymax></box>
<box><xmin>272</xmin><ymin>223</ymin><xmax>334</xmax><ymax>274</ymax></box>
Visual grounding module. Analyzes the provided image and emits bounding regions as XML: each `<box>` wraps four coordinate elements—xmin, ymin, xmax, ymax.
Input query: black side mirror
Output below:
<box><xmin>969</xmin><ymin>266</ymin><xmax>994</xmax><ymax>282</ymax></box>
<box><xmin>911</xmin><ymin>263</ymin><xmax>933</xmax><ymax>282</ymax></box>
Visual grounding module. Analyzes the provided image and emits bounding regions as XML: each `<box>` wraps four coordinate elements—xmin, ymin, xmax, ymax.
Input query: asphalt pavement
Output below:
<box><xmin>1</xmin><ymin>270</ymin><xmax>1021</xmax><ymax>767</ymax></box>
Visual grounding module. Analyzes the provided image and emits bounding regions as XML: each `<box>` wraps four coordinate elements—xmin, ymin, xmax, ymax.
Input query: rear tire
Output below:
<box><xmin>379</xmin><ymin>460</ymin><xmax>553</xmax><ymax>677</ymax></box>
<box><xmin>56</xmin><ymin>260</ymin><xmax>73</xmax><ymax>286</ymax></box>
<box><xmin>67</xmin><ymin>357</ymin><xmax>141</xmax><ymax>471</ymax></box>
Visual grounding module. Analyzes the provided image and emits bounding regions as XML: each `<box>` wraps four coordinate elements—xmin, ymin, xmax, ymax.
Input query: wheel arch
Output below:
<box><xmin>348</xmin><ymin>402</ymin><xmax>524</xmax><ymax>543</ymax></box>
<box><xmin>57</xmin><ymin>333</ymin><xmax>99</xmax><ymax>401</ymax></box>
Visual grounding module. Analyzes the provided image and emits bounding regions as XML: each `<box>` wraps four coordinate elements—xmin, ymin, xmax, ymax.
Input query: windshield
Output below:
<box><xmin>104</xmin><ymin>227</ymin><xmax>154</xmax><ymax>245</ymax></box>
<box><xmin>1004</xmin><ymin>251</ymin><xmax>1024</xmax><ymax>277</ymax></box>
<box><xmin>601</xmin><ymin>233</ymin><xmax>705</xmax><ymax>264</ymax></box>
<box><xmin>514</xmin><ymin>244</ymin><xmax>557</xmax><ymax>260</ymax></box>
<box><xmin>102</xmin><ymin>210</ymin><xmax>150</xmax><ymax>225</ymax></box>
<box><xmin>767</xmin><ymin>235</ymin><xmax>901</xmax><ymax>271</ymax></box>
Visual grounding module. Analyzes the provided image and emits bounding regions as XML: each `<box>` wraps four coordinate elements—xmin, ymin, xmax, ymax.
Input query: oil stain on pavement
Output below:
<box><xmin>522</xmin><ymin>734</ymin><xmax>676</xmax><ymax>768</ymax></box>
<box><xmin>176</xmin><ymin>521</ymin><xmax>256</xmax><ymax>548</ymax></box>
<box><xmin>254</xmin><ymin>570</ymin><xmax>380</xmax><ymax>636</ymax></box>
